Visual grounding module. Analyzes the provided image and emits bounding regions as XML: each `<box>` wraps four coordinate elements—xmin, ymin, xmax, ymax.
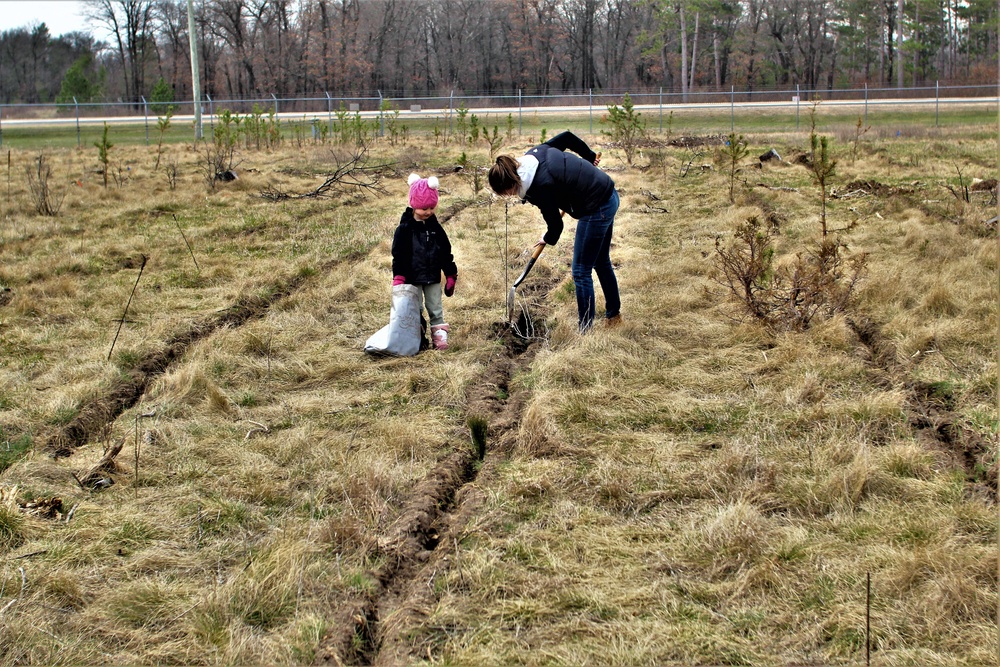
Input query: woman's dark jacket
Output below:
<box><xmin>523</xmin><ymin>131</ymin><xmax>615</xmax><ymax>245</ymax></box>
<box><xmin>391</xmin><ymin>209</ymin><xmax>458</xmax><ymax>285</ymax></box>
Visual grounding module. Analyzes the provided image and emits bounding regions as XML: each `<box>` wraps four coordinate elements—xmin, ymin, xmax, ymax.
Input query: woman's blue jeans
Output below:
<box><xmin>572</xmin><ymin>189</ymin><xmax>620</xmax><ymax>332</ymax></box>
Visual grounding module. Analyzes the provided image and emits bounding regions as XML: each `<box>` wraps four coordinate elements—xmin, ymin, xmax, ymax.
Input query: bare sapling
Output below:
<box><xmin>165</xmin><ymin>158</ymin><xmax>178</xmax><ymax>190</ymax></box>
<box><xmin>678</xmin><ymin>149</ymin><xmax>704</xmax><ymax>178</ymax></box>
<box><xmin>851</xmin><ymin>114</ymin><xmax>871</xmax><ymax>163</ymax></box>
<box><xmin>111</xmin><ymin>160</ymin><xmax>130</xmax><ymax>189</ymax></box>
<box><xmin>25</xmin><ymin>155</ymin><xmax>65</xmax><ymax>216</ymax></box>
<box><xmin>94</xmin><ymin>122</ymin><xmax>114</xmax><ymax>189</ymax></box>
<box><xmin>946</xmin><ymin>164</ymin><xmax>970</xmax><ymax>203</ymax></box>
<box><xmin>201</xmin><ymin>142</ymin><xmax>239</xmax><ymax>190</ymax></box>
<box><xmin>721</xmin><ymin>133</ymin><xmax>750</xmax><ymax>203</ymax></box>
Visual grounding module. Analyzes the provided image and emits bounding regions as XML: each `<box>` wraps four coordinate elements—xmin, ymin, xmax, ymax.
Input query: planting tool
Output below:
<box><xmin>507</xmin><ymin>243</ymin><xmax>545</xmax><ymax>323</ymax></box>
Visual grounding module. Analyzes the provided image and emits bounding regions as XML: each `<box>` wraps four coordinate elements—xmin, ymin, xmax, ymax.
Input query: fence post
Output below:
<box><xmin>0</xmin><ymin>105</ymin><xmax>3</xmax><ymax>148</ymax></box>
<box><xmin>74</xmin><ymin>97</ymin><xmax>81</xmax><ymax>147</ymax></box>
<box><xmin>796</xmin><ymin>84</ymin><xmax>800</xmax><ymax>130</ymax></box>
<box><xmin>378</xmin><ymin>90</ymin><xmax>384</xmax><ymax>137</ymax></box>
<box><xmin>659</xmin><ymin>87</ymin><xmax>663</xmax><ymax>132</ymax></box>
<box><xmin>142</xmin><ymin>96</ymin><xmax>149</xmax><ymax>145</ymax></box>
<box><xmin>730</xmin><ymin>85</ymin><xmax>735</xmax><ymax>133</ymax></box>
<box><xmin>449</xmin><ymin>90</ymin><xmax>453</xmax><ymax>138</ymax></box>
<box><xmin>271</xmin><ymin>93</ymin><xmax>278</xmax><ymax>116</ymax></box>
<box><xmin>326</xmin><ymin>92</ymin><xmax>332</xmax><ymax>138</ymax></box>
<box><xmin>518</xmin><ymin>89</ymin><xmax>522</xmax><ymax>135</ymax></box>
<box><xmin>864</xmin><ymin>82</ymin><xmax>868</xmax><ymax>126</ymax></box>
<box><xmin>589</xmin><ymin>88</ymin><xmax>593</xmax><ymax>135</ymax></box>
<box><xmin>935</xmin><ymin>80</ymin><xmax>939</xmax><ymax>127</ymax></box>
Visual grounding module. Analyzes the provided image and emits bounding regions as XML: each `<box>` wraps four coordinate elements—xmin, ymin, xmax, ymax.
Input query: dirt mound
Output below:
<box><xmin>666</xmin><ymin>135</ymin><xmax>725</xmax><ymax>148</ymax></box>
<box><xmin>842</xmin><ymin>179</ymin><xmax>915</xmax><ymax>196</ymax></box>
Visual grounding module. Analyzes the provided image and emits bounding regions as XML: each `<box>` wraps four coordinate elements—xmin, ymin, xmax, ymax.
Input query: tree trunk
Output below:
<box><xmin>679</xmin><ymin>3</ymin><xmax>688</xmax><ymax>101</ymax></box>
<box><xmin>713</xmin><ymin>28</ymin><xmax>721</xmax><ymax>88</ymax></box>
<box><xmin>688</xmin><ymin>11</ymin><xmax>699</xmax><ymax>92</ymax></box>
<box><xmin>896</xmin><ymin>0</ymin><xmax>904</xmax><ymax>87</ymax></box>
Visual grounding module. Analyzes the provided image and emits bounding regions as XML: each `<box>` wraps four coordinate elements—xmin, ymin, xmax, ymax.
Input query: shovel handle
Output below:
<box><xmin>512</xmin><ymin>244</ymin><xmax>545</xmax><ymax>288</ymax></box>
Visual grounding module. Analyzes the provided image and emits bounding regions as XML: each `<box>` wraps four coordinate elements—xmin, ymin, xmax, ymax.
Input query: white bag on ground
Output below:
<box><xmin>364</xmin><ymin>284</ymin><xmax>422</xmax><ymax>357</ymax></box>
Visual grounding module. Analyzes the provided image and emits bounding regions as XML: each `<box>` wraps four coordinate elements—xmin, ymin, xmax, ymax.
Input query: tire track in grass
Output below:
<box><xmin>41</xmin><ymin>201</ymin><xmax>474</xmax><ymax>459</ymax></box>
<box><xmin>314</xmin><ymin>278</ymin><xmax>558</xmax><ymax>666</ymax></box>
<box><xmin>44</xmin><ymin>275</ymin><xmax>313</xmax><ymax>458</ymax></box>
<box><xmin>849</xmin><ymin>316</ymin><xmax>996</xmax><ymax>499</ymax></box>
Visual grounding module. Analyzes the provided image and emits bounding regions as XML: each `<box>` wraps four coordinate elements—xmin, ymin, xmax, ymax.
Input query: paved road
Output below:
<box><xmin>0</xmin><ymin>96</ymin><xmax>995</xmax><ymax>129</ymax></box>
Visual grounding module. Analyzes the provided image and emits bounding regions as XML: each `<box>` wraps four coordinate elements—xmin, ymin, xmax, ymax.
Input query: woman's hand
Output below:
<box><xmin>592</xmin><ymin>151</ymin><xmax>602</xmax><ymax>167</ymax></box>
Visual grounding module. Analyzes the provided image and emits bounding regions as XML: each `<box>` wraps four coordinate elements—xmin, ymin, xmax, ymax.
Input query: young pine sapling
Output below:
<box><xmin>154</xmin><ymin>108</ymin><xmax>173</xmax><ymax>171</ymax></box>
<box><xmin>721</xmin><ymin>133</ymin><xmax>750</xmax><ymax>203</ymax></box>
<box><xmin>809</xmin><ymin>132</ymin><xmax>837</xmax><ymax>236</ymax></box>
<box><xmin>95</xmin><ymin>122</ymin><xmax>113</xmax><ymax>189</ymax></box>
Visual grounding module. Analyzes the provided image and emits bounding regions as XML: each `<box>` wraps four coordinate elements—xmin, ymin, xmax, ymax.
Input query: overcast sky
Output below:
<box><xmin>0</xmin><ymin>1</ymin><xmax>91</xmax><ymax>38</ymax></box>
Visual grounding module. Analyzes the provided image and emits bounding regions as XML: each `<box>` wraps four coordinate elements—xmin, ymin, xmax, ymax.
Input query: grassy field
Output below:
<box><xmin>0</xmin><ymin>113</ymin><xmax>997</xmax><ymax>666</ymax></box>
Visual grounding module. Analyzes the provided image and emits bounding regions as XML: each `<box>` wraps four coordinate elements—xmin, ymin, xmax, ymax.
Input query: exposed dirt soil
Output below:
<box><xmin>838</xmin><ymin>179</ymin><xmax>917</xmax><ymax>197</ymax></box>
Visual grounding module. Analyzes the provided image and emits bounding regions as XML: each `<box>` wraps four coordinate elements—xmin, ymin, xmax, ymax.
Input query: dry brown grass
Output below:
<box><xmin>0</xmin><ymin>123</ymin><xmax>996</xmax><ymax>665</ymax></box>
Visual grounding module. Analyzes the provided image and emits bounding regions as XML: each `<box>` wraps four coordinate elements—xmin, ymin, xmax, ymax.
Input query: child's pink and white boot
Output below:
<box><xmin>431</xmin><ymin>324</ymin><xmax>450</xmax><ymax>350</ymax></box>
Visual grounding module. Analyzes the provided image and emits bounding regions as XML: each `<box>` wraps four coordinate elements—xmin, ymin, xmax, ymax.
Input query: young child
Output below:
<box><xmin>391</xmin><ymin>173</ymin><xmax>458</xmax><ymax>350</ymax></box>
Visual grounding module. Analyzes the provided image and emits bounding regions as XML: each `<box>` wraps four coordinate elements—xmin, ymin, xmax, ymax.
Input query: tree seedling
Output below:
<box><xmin>721</xmin><ymin>133</ymin><xmax>750</xmax><ymax>203</ymax></box>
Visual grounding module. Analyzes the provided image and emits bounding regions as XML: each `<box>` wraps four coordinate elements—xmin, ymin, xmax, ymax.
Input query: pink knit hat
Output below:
<box><xmin>408</xmin><ymin>173</ymin><xmax>439</xmax><ymax>209</ymax></box>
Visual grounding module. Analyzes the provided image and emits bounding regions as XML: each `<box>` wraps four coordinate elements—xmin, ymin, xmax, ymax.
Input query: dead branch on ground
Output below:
<box><xmin>75</xmin><ymin>436</ymin><xmax>127</xmax><ymax>489</ymax></box>
<box><xmin>260</xmin><ymin>142</ymin><xmax>392</xmax><ymax>201</ymax></box>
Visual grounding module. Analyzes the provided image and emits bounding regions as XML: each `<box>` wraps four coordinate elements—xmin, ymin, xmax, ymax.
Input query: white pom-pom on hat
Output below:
<box><xmin>408</xmin><ymin>173</ymin><xmax>440</xmax><ymax>209</ymax></box>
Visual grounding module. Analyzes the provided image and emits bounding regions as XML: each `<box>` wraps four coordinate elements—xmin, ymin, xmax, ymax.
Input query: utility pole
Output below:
<box><xmin>187</xmin><ymin>0</ymin><xmax>203</xmax><ymax>140</ymax></box>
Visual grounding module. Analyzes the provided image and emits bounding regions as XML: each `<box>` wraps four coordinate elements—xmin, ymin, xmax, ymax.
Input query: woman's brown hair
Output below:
<box><xmin>488</xmin><ymin>155</ymin><xmax>520</xmax><ymax>195</ymax></box>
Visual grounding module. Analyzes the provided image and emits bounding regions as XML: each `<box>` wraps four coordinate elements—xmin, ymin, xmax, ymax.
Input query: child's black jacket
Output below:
<box><xmin>391</xmin><ymin>209</ymin><xmax>457</xmax><ymax>284</ymax></box>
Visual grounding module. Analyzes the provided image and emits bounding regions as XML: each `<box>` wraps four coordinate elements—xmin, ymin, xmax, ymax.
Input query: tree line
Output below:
<box><xmin>1</xmin><ymin>0</ymin><xmax>996</xmax><ymax>108</ymax></box>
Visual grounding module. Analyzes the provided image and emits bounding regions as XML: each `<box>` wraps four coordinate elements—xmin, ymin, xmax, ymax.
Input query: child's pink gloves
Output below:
<box><xmin>445</xmin><ymin>275</ymin><xmax>457</xmax><ymax>297</ymax></box>
<box><xmin>392</xmin><ymin>275</ymin><xmax>406</xmax><ymax>286</ymax></box>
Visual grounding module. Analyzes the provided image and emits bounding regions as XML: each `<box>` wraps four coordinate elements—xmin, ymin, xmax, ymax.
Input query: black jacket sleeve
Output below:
<box><xmin>540</xmin><ymin>208</ymin><xmax>564</xmax><ymax>246</ymax></box>
<box><xmin>437</xmin><ymin>224</ymin><xmax>458</xmax><ymax>277</ymax></box>
<box><xmin>545</xmin><ymin>131</ymin><xmax>598</xmax><ymax>164</ymax></box>
<box><xmin>390</xmin><ymin>213</ymin><xmax>411</xmax><ymax>278</ymax></box>
<box><xmin>524</xmin><ymin>134</ymin><xmax>615</xmax><ymax>245</ymax></box>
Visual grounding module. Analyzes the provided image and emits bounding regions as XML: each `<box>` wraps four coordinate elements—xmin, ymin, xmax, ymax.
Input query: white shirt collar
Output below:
<box><xmin>516</xmin><ymin>155</ymin><xmax>538</xmax><ymax>198</ymax></box>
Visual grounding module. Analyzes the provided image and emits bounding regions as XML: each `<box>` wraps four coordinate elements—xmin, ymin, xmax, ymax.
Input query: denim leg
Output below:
<box><xmin>572</xmin><ymin>190</ymin><xmax>620</xmax><ymax>331</ymax></box>
<box><xmin>422</xmin><ymin>283</ymin><xmax>445</xmax><ymax>326</ymax></box>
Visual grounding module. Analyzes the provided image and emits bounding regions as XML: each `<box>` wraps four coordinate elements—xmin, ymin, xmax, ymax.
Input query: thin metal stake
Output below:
<box><xmin>866</xmin><ymin>571</ymin><xmax>871</xmax><ymax>666</ymax></box>
<box><xmin>173</xmin><ymin>215</ymin><xmax>200</xmax><ymax>272</ymax></box>
<box><xmin>504</xmin><ymin>200</ymin><xmax>509</xmax><ymax>315</ymax></box>
<box><xmin>108</xmin><ymin>254</ymin><xmax>148</xmax><ymax>361</ymax></box>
